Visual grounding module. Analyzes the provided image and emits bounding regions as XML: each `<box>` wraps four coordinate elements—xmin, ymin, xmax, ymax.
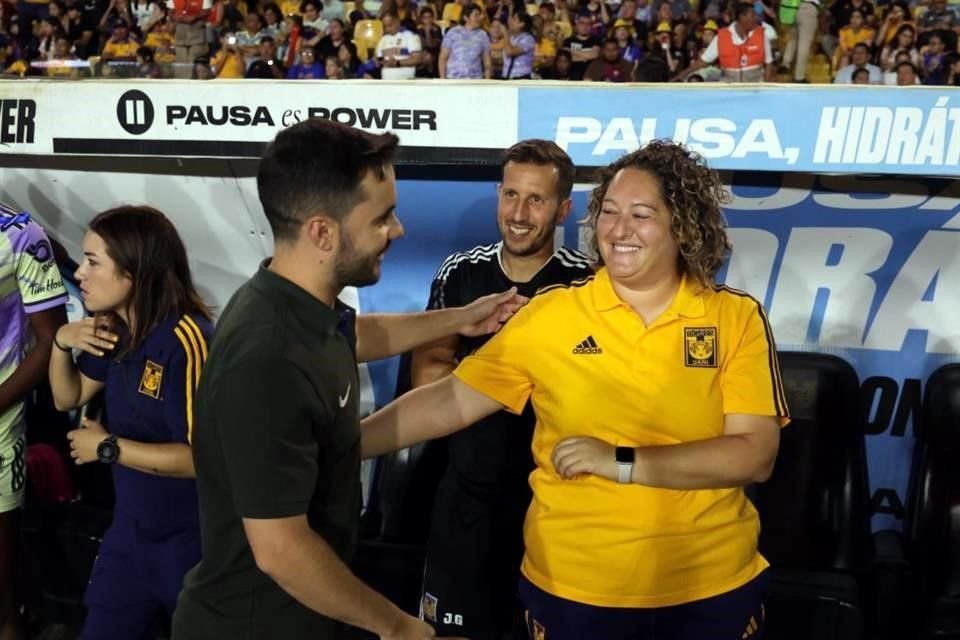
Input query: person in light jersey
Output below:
<box><xmin>362</xmin><ymin>139</ymin><xmax>789</xmax><ymax>640</ymax></box>
<box><xmin>0</xmin><ymin>204</ymin><xmax>68</xmax><ymax>640</ymax></box>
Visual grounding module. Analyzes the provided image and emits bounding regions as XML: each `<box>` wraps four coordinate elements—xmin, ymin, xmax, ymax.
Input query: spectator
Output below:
<box><xmin>261</xmin><ymin>3</ymin><xmax>283</xmax><ymax>38</ymax></box>
<box><xmin>286</xmin><ymin>42</ymin><xmax>324</xmax><ymax>75</ymax></box>
<box><xmin>211</xmin><ymin>28</ymin><xmax>244</xmax><ymax>75</ymax></box>
<box><xmin>245</xmin><ymin>35</ymin><xmax>286</xmax><ymax>76</ymax></box>
<box><xmin>634</xmin><ymin>44</ymin><xmax>670</xmax><ymax>79</ymax></box>
<box><xmin>781</xmin><ymin>0</ymin><xmax>820</xmax><ymax>82</ymax></box>
<box><xmin>834</xmin><ymin>9</ymin><xmax>875</xmax><ymax>71</ymax></box>
<box><xmin>680</xmin><ymin>2</ymin><xmax>773</xmax><ymax>82</ymax></box>
<box><xmin>101</xmin><ymin>20</ymin><xmax>140</xmax><ymax>61</ymax></box>
<box><xmin>49</xmin><ymin>0</ymin><xmax>70</xmax><ymax>33</ymax></box>
<box><xmin>136</xmin><ymin>43</ymin><xmax>161</xmax><ymax>74</ymax></box>
<box><xmin>417</xmin><ymin>6</ymin><xmax>442</xmax><ymax>74</ymax></box>
<box><xmin>611</xmin><ymin>19</ymin><xmax>642</xmax><ymax>64</ymax></box>
<box><xmin>502</xmin><ymin>10</ymin><xmax>535</xmax><ymax>78</ymax></box>
<box><xmin>583</xmin><ymin>36</ymin><xmax>634</xmax><ymax>80</ymax></box>
<box><xmin>191</xmin><ymin>52</ymin><xmax>212</xmax><ymax>75</ymax></box>
<box><xmin>833</xmin><ymin>41</ymin><xmax>881</xmax><ymax>82</ymax></box>
<box><xmin>920</xmin><ymin>30</ymin><xmax>946</xmax><ymax>78</ymax></box>
<box><xmin>851</xmin><ymin>66</ymin><xmax>870</xmax><ymax>82</ymax></box>
<box><xmin>324</xmin><ymin>52</ymin><xmax>344</xmax><ymax>76</ymax></box>
<box><xmin>37</xmin><ymin>16</ymin><xmax>63</xmax><ymax>61</ymax></box>
<box><xmin>563</xmin><ymin>12</ymin><xmax>600</xmax><ymax>79</ymax></box>
<box><xmin>144</xmin><ymin>18</ymin><xmax>176</xmax><ymax>63</ymax></box>
<box><xmin>879</xmin><ymin>23</ymin><xmax>920</xmax><ymax>71</ymax></box>
<box><xmin>316</xmin><ymin>18</ymin><xmax>357</xmax><ymax>73</ymax></box>
<box><xmin>439</xmin><ymin>2</ymin><xmax>492</xmax><ymax>78</ymax></box>
<box><xmin>532</xmin><ymin>16</ymin><xmax>558</xmax><ymax>71</ymax></box>
<box><xmin>64</xmin><ymin>2</ymin><xmax>95</xmax><ymax>58</ymax></box>
<box><xmin>299</xmin><ymin>0</ymin><xmax>328</xmax><ymax>48</ymax></box>
<box><xmin>540</xmin><ymin>46</ymin><xmax>572</xmax><ymax>77</ymax></box>
<box><xmin>131</xmin><ymin>0</ymin><xmax>165</xmax><ymax>35</ymax></box>
<box><xmin>917</xmin><ymin>0</ymin><xmax>958</xmax><ymax>36</ymax></box>
<box><xmin>234</xmin><ymin>11</ymin><xmax>264</xmax><ymax>66</ymax></box>
<box><xmin>374</xmin><ymin>11</ymin><xmax>422</xmax><ymax>79</ymax></box>
<box><xmin>873</xmin><ymin>1</ymin><xmax>911</xmax><ymax>48</ymax></box>
<box><xmin>99</xmin><ymin>0</ymin><xmax>138</xmax><ymax>37</ymax></box>
<box><xmin>581</xmin><ymin>0</ymin><xmax>610</xmax><ymax>37</ymax></box>
<box><xmin>168</xmin><ymin>0</ymin><xmax>212</xmax><ymax>74</ymax></box>
<box><xmin>488</xmin><ymin>18</ymin><xmax>506</xmax><ymax>75</ymax></box>
<box><xmin>825</xmin><ymin>0</ymin><xmax>875</xmax><ymax>59</ymax></box>
<box><xmin>895</xmin><ymin>59</ymin><xmax>919</xmax><ymax>84</ymax></box>
<box><xmin>47</xmin><ymin>35</ymin><xmax>81</xmax><ymax>76</ymax></box>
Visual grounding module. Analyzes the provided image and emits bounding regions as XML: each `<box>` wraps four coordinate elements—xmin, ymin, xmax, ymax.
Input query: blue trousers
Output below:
<box><xmin>519</xmin><ymin>570</ymin><xmax>768</xmax><ymax>640</ymax></box>
<box><xmin>81</xmin><ymin>520</ymin><xmax>200</xmax><ymax>640</ymax></box>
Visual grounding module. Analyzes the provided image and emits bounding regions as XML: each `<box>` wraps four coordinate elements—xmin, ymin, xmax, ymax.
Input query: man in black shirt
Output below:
<box><xmin>172</xmin><ymin>119</ymin><xmax>526</xmax><ymax>640</ymax></box>
<box><xmin>413</xmin><ymin>140</ymin><xmax>593</xmax><ymax>639</ymax></box>
<box><xmin>563</xmin><ymin>13</ymin><xmax>601</xmax><ymax>80</ymax></box>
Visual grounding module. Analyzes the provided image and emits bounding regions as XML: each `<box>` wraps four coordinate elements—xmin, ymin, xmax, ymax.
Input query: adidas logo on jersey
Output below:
<box><xmin>572</xmin><ymin>335</ymin><xmax>602</xmax><ymax>355</ymax></box>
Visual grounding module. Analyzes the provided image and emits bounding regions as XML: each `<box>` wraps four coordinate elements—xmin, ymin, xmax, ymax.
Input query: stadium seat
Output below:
<box><xmin>352</xmin><ymin>19</ymin><xmax>384</xmax><ymax>62</ymax></box>
<box><xmin>901</xmin><ymin>364</ymin><xmax>960</xmax><ymax>638</ymax></box>
<box><xmin>752</xmin><ymin>351</ymin><xmax>872</xmax><ymax>640</ymax></box>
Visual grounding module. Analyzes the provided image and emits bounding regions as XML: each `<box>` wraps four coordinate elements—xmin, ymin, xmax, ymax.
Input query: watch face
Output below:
<box><xmin>97</xmin><ymin>439</ymin><xmax>119</xmax><ymax>463</ymax></box>
<box><xmin>616</xmin><ymin>446</ymin><xmax>634</xmax><ymax>464</ymax></box>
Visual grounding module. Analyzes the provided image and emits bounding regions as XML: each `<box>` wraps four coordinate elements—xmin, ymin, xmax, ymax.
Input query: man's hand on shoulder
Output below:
<box><xmin>457</xmin><ymin>287</ymin><xmax>529</xmax><ymax>337</ymax></box>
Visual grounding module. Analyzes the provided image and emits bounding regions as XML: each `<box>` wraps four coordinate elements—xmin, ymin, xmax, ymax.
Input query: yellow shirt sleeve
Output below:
<box><xmin>452</xmin><ymin>304</ymin><xmax>537</xmax><ymax>415</ymax></box>
<box><xmin>721</xmin><ymin>302</ymin><xmax>789</xmax><ymax>424</ymax></box>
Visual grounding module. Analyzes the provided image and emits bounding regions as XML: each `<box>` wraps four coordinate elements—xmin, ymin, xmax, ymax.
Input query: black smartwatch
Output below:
<box><xmin>615</xmin><ymin>446</ymin><xmax>634</xmax><ymax>484</ymax></box>
<box><xmin>96</xmin><ymin>434</ymin><xmax>120</xmax><ymax>464</ymax></box>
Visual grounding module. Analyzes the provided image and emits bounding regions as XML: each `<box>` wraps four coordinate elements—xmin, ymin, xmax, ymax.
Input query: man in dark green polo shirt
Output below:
<box><xmin>172</xmin><ymin>119</ymin><xmax>525</xmax><ymax>640</ymax></box>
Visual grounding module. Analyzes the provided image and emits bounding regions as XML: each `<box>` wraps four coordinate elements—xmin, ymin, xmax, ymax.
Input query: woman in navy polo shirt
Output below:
<box><xmin>49</xmin><ymin>205</ymin><xmax>213</xmax><ymax>640</ymax></box>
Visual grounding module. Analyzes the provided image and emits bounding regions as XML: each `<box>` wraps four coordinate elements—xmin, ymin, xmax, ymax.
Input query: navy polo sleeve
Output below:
<box><xmin>77</xmin><ymin>352</ymin><xmax>110</xmax><ymax>383</ymax></box>
<box><xmin>213</xmin><ymin>358</ymin><xmax>324</xmax><ymax>518</ymax></box>
<box><xmin>166</xmin><ymin>316</ymin><xmax>211</xmax><ymax>444</ymax></box>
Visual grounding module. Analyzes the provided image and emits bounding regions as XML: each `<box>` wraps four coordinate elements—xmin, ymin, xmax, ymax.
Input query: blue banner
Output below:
<box><xmin>360</xmin><ymin>173</ymin><xmax>960</xmax><ymax>531</ymax></box>
<box><xmin>518</xmin><ymin>86</ymin><xmax>960</xmax><ymax>177</ymax></box>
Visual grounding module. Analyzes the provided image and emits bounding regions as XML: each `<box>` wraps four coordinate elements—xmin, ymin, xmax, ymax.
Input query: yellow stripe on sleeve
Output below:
<box><xmin>173</xmin><ymin>324</ymin><xmax>198</xmax><ymax>444</ymax></box>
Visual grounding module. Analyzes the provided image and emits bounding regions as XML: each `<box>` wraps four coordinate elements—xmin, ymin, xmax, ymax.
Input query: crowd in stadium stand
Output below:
<box><xmin>0</xmin><ymin>0</ymin><xmax>958</xmax><ymax>82</ymax></box>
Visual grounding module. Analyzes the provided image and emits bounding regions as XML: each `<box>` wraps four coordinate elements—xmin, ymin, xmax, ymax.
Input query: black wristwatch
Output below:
<box><xmin>615</xmin><ymin>446</ymin><xmax>634</xmax><ymax>484</ymax></box>
<box><xmin>96</xmin><ymin>434</ymin><xmax>120</xmax><ymax>464</ymax></box>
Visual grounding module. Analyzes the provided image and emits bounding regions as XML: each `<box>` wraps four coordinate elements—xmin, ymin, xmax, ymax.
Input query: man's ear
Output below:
<box><xmin>556</xmin><ymin>197</ymin><xmax>574</xmax><ymax>224</ymax></box>
<box><xmin>304</xmin><ymin>215</ymin><xmax>337</xmax><ymax>252</ymax></box>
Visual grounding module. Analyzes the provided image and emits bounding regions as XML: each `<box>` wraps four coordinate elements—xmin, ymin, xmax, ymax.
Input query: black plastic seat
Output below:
<box><xmin>904</xmin><ymin>363</ymin><xmax>960</xmax><ymax>639</ymax></box>
<box><xmin>752</xmin><ymin>351</ymin><xmax>872</xmax><ymax>640</ymax></box>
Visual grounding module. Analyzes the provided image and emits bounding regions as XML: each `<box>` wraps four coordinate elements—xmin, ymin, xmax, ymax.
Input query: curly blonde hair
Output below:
<box><xmin>584</xmin><ymin>139</ymin><xmax>732</xmax><ymax>288</ymax></box>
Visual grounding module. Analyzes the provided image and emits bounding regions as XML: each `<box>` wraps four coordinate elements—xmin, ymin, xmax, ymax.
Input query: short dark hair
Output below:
<box><xmin>460</xmin><ymin>2</ymin><xmax>482</xmax><ymax>22</ymax></box>
<box><xmin>603</xmin><ymin>36</ymin><xmax>619</xmax><ymax>47</ymax></box>
<box><xmin>502</xmin><ymin>139</ymin><xmax>575</xmax><ymax>200</ymax></box>
<box><xmin>851</xmin><ymin>67</ymin><xmax>870</xmax><ymax>80</ymax></box>
<box><xmin>852</xmin><ymin>41</ymin><xmax>871</xmax><ymax>54</ymax></box>
<box><xmin>258</xmin><ymin>119</ymin><xmax>399</xmax><ymax>243</ymax></box>
<box><xmin>734</xmin><ymin>2</ymin><xmax>754</xmax><ymax>19</ymax></box>
<box><xmin>896</xmin><ymin>60</ymin><xmax>917</xmax><ymax>74</ymax></box>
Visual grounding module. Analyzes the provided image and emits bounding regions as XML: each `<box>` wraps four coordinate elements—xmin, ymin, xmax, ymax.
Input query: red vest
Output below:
<box><xmin>173</xmin><ymin>0</ymin><xmax>205</xmax><ymax>18</ymax></box>
<box><xmin>717</xmin><ymin>26</ymin><xmax>765</xmax><ymax>70</ymax></box>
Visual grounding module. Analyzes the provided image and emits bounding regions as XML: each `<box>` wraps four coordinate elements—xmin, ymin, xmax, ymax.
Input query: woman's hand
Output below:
<box><xmin>67</xmin><ymin>418</ymin><xmax>109</xmax><ymax>464</ymax></box>
<box><xmin>55</xmin><ymin>317</ymin><xmax>119</xmax><ymax>357</ymax></box>
<box><xmin>552</xmin><ymin>436</ymin><xmax>618</xmax><ymax>481</ymax></box>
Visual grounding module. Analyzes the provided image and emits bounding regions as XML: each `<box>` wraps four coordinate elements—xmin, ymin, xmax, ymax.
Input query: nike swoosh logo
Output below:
<box><xmin>339</xmin><ymin>383</ymin><xmax>351</xmax><ymax>408</ymax></box>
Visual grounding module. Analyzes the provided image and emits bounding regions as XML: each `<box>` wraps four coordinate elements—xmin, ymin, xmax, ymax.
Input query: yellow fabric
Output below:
<box><xmin>145</xmin><ymin>32</ymin><xmax>176</xmax><ymax>63</ymax></box>
<box><xmin>212</xmin><ymin>49</ymin><xmax>246</xmax><ymax>77</ymax></box>
<box><xmin>280</xmin><ymin>0</ymin><xmax>301</xmax><ymax>15</ymax></box>
<box><xmin>442</xmin><ymin>1</ymin><xmax>462</xmax><ymax>23</ymax></box>
<box><xmin>172</xmin><ymin>315</ymin><xmax>208</xmax><ymax>444</ymax></box>
<box><xmin>453</xmin><ymin>268</ymin><xmax>789</xmax><ymax>608</ymax></box>
<box><xmin>102</xmin><ymin>39</ymin><xmax>140</xmax><ymax>59</ymax></box>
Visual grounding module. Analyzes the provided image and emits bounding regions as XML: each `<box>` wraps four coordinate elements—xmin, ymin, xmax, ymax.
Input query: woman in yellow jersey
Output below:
<box><xmin>362</xmin><ymin>140</ymin><xmax>788</xmax><ymax>640</ymax></box>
